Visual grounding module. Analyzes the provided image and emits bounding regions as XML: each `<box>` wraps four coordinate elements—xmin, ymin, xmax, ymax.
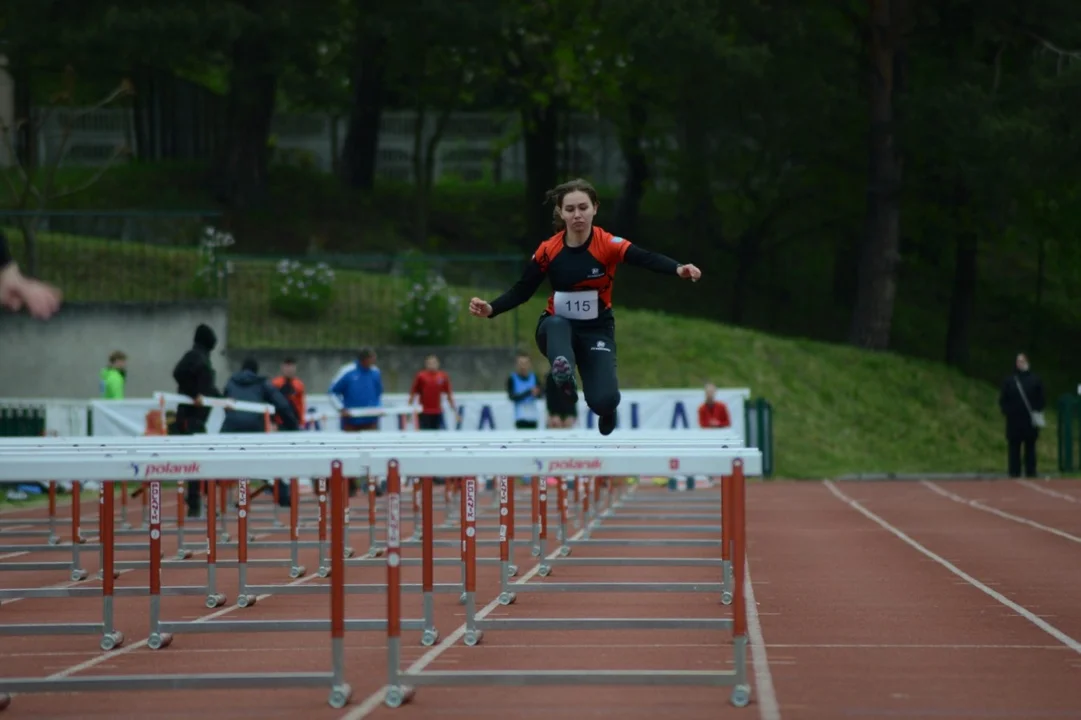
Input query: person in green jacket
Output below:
<box><xmin>100</xmin><ymin>350</ymin><xmax>127</xmax><ymax>399</ymax></box>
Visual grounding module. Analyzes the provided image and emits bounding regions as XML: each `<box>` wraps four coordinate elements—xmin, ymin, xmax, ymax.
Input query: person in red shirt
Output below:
<box><xmin>698</xmin><ymin>383</ymin><xmax>731</xmax><ymax>429</ymax></box>
<box><xmin>409</xmin><ymin>354</ymin><xmax>459</xmax><ymax>430</ymax></box>
<box><xmin>271</xmin><ymin>357</ymin><xmax>307</xmax><ymax>428</ymax></box>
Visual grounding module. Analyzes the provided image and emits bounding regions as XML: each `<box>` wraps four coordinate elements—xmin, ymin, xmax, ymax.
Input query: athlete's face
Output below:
<box><xmin>559</xmin><ymin>190</ymin><xmax>597</xmax><ymax>233</ymax></box>
<box><xmin>425</xmin><ymin>355</ymin><xmax>439</xmax><ymax>371</ymax></box>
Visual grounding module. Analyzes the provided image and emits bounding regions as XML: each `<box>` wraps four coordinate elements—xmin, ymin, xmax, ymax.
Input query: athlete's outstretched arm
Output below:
<box><xmin>622</xmin><ymin>243</ymin><xmax>701</xmax><ymax>281</ymax></box>
<box><xmin>0</xmin><ymin>230</ymin><xmax>63</xmax><ymax>319</ymax></box>
<box><xmin>469</xmin><ymin>257</ymin><xmax>546</xmax><ymax>319</ymax></box>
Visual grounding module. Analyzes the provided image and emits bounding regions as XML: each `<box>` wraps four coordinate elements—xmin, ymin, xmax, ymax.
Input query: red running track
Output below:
<box><xmin>3</xmin><ymin>477</ymin><xmax>1081</xmax><ymax>719</ymax></box>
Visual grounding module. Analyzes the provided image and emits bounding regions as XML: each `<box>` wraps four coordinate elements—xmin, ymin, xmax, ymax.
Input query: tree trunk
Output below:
<box><xmin>211</xmin><ymin>33</ymin><xmax>279</xmax><ymax>209</ymax></box>
<box><xmin>612</xmin><ymin>101</ymin><xmax>650</xmax><ymax>238</ymax></box>
<box><xmin>522</xmin><ymin>102</ymin><xmax>560</xmax><ymax>244</ymax></box>
<box><xmin>1031</xmin><ymin>234</ymin><xmax>1046</xmax><ymax>354</ymax></box>
<box><xmin>339</xmin><ymin>31</ymin><xmax>387</xmax><ymax>192</ymax></box>
<box><xmin>848</xmin><ymin>0</ymin><xmax>907</xmax><ymax>350</ymax></box>
<box><xmin>944</xmin><ymin>224</ymin><xmax>978</xmax><ymax>368</ymax></box>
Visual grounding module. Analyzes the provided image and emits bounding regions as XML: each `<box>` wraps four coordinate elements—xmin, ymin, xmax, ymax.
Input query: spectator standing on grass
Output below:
<box><xmin>999</xmin><ymin>352</ymin><xmax>1046</xmax><ymax>478</ymax></box>
<box><xmin>329</xmin><ymin>347</ymin><xmax>384</xmax><ymax>496</ymax></box>
<box><xmin>171</xmin><ymin>324</ymin><xmax>221</xmax><ymax>518</ymax></box>
<box><xmin>221</xmin><ymin>358</ymin><xmax>300</xmax><ymax>507</ymax></box>
<box><xmin>697</xmin><ymin>382</ymin><xmax>731</xmax><ymax>429</ymax></box>
<box><xmin>409</xmin><ymin>353</ymin><xmax>459</xmax><ymax>430</ymax></box>
<box><xmin>100</xmin><ymin>351</ymin><xmax>128</xmax><ymax>399</ymax></box>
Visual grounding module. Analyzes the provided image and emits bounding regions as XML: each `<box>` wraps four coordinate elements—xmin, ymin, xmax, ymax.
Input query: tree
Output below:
<box><xmin>0</xmin><ymin>68</ymin><xmax>132</xmax><ymax>276</ymax></box>
<box><xmin>847</xmin><ymin>0</ymin><xmax>912</xmax><ymax>350</ymax></box>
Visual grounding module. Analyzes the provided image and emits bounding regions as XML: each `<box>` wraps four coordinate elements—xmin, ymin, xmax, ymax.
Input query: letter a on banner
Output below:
<box><xmin>670</xmin><ymin>401</ymin><xmax>689</xmax><ymax>429</ymax></box>
<box><xmin>478</xmin><ymin>405</ymin><xmax>495</xmax><ymax>430</ymax></box>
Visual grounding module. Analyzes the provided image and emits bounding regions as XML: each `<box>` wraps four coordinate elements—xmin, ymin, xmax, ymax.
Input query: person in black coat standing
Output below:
<box><xmin>172</xmin><ymin>323</ymin><xmax>222</xmax><ymax>517</ymax></box>
<box><xmin>998</xmin><ymin>353</ymin><xmax>1046</xmax><ymax>478</ymax></box>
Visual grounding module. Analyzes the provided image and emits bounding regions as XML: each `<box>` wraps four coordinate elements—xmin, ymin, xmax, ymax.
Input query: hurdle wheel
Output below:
<box><xmin>384</xmin><ymin>686</ymin><xmax>413</xmax><ymax>708</ymax></box>
<box><xmin>721</xmin><ymin>591</ymin><xmax>733</xmax><ymax>606</ymax></box>
<box><xmin>317</xmin><ymin>566</ymin><xmax>330</xmax><ymax>578</ymax></box>
<box><xmin>70</xmin><ymin>569</ymin><xmax>88</xmax><ymax>582</ymax></box>
<box><xmin>48</xmin><ymin>534</ymin><xmax>60</xmax><ymax>546</ymax></box>
<box><xmin>289</xmin><ymin>565</ymin><xmax>306</xmax><ymax>578</ymax></box>
<box><xmin>237</xmin><ymin>594</ymin><xmax>257</xmax><ymax>608</ymax></box>
<box><xmin>420</xmin><ymin>629</ymin><xmax>439</xmax><ymax>647</ymax></box>
<box><xmin>328</xmin><ymin>683</ymin><xmax>352</xmax><ymax>709</ymax></box>
<box><xmin>99</xmin><ymin>631</ymin><xmax>124</xmax><ymax>651</ymax></box>
<box><xmin>558</xmin><ymin>546</ymin><xmax>571</xmax><ymax>557</ymax></box>
<box><xmin>147</xmin><ymin>632</ymin><xmax>173</xmax><ymax>650</ymax></box>
<box><xmin>498</xmin><ymin>592</ymin><xmax>517</xmax><ymax>606</ymax></box>
<box><xmin>205</xmin><ymin>593</ymin><xmax>226</xmax><ymax>609</ymax></box>
<box><xmin>344</xmin><ymin>546</ymin><xmax>356</xmax><ymax>558</ymax></box>
<box><xmin>176</xmin><ymin>549</ymin><xmax>193</xmax><ymax>560</ymax></box>
<box><xmin>730</xmin><ymin>684</ymin><xmax>751</xmax><ymax>708</ymax></box>
<box><xmin>463</xmin><ymin>630</ymin><xmax>483</xmax><ymax>646</ymax></box>
<box><xmin>508</xmin><ymin>564</ymin><xmax>519</xmax><ymax>577</ymax></box>
<box><xmin>538</xmin><ymin>564</ymin><xmax>551</xmax><ymax>577</ymax></box>
<box><xmin>458</xmin><ymin>592</ymin><xmax>467</xmax><ymax>605</ymax></box>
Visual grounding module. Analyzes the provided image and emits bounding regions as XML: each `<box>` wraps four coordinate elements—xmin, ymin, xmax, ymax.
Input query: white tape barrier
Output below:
<box><xmin>0</xmin><ymin>445</ymin><xmax>756</xmax><ymax>483</ymax></box>
<box><xmin>152</xmin><ymin>391</ymin><xmax>419</xmax><ymax>421</ymax></box>
<box><xmin>152</xmin><ymin>391</ymin><xmax>274</xmax><ymax>416</ymax></box>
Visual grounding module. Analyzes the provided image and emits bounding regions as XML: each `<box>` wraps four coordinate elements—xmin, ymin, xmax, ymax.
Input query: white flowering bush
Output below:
<box><xmin>270</xmin><ymin>259</ymin><xmax>336</xmax><ymax>320</ymax></box>
<box><xmin>396</xmin><ymin>267</ymin><xmax>461</xmax><ymax>346</ymax></box>
<box><xmin>191</xmin><ymin>226</ymin><xmax>235</xmax><ymax>298</ymax></box>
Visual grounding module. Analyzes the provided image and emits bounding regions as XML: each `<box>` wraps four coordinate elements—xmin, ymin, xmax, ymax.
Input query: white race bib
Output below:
<box><xmin>553</xmin><ymin>290</ymin><xmax>599</xmax><ymax>320</ymax></box>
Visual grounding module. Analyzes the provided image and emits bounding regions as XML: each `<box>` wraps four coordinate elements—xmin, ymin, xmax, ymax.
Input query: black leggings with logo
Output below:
<box><xmin>535</xmin><ymin>314</ymin><xmax>619</xmax><ymax>420</ymax></box>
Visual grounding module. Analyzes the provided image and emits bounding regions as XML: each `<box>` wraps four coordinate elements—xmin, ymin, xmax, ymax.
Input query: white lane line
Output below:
<box><xmin>824</xmin><ymin>480</ymin><xmax>1081</xmax><ymax>655</ymax></box>
<box><xmin>745</xmin><ymin>559</ymin><xmax>781</xmax><ymax>720</ymax></box>
<box><xmin>339</xmin><ymin>529</ymin><xmax>589</xmax><ymax>720</ymax></box>
<box><xmin>922</xmin><ymin>481</ymin><xmax>1081</xmax><ymax>544</ymax></box>
<box><xmin>47</xmin><ymin>572</ymin><xmax>318</xmax><ymax>679</ymax></box>
<box><xmin>1017</xmin><ymin>480</ymin><xmax>1080</xmax><ymax>503</ymax></box>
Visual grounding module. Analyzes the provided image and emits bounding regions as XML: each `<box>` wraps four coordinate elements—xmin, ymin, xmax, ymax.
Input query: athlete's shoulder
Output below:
<box><xmin>532</xmin><ymin>232</ymin><xmax>564</xmax><ymax>263</ymax></box>
<box><xmin>592</xmin><ymin>226</ymin><xmax>631</xmax><ymax>261</ymax></box>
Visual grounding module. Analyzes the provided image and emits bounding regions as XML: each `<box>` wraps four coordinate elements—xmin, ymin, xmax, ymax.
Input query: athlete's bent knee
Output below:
<box><xmin>587</xmin><ymin>389</ymin><xmax>620</xmax><ymax>418</ymax></box>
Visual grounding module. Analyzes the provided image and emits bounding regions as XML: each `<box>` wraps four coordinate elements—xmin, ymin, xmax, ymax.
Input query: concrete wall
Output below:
<box><xmin>228</xmin><ymin>346</ymin><xmax>519</xmax><ymax>394</ymax></box>
<box><xmin>0</xmin><ymin>302</ymin><xmax>229</xmax><ymax>399</ymax></box>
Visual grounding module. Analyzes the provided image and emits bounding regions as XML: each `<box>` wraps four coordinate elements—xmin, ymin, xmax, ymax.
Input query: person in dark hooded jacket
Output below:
<box><xmin>998</xmin><ymin>352</ymin><xmax>1046</xmax><ymax>478</ymax></box>
<box><xmin>222</xmin><ymin>358</ymin><xmax>300</xmax><ymax>508</ymax></box>
<box><xmin>172</xmin><ymin>323</ymin><xmax>221</xmax><ymax>517</ymax></box>
<box><xmin>221</xmin><ymin>358</ymin><xmax>300</xmax><ymax>433</ymax></box>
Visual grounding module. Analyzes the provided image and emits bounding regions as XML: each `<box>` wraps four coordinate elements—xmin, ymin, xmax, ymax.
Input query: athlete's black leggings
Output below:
<box><xmin>535</xmin><ymin>314</ymin><xmax>620</xmax><ymax>419</ymax></box>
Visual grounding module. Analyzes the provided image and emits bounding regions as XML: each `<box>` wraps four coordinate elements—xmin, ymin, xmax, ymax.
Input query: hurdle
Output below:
<box><xmin>0</xmin><ymin>445</ymin><xmax>358</xmax><ymax>711</ymax></box>
<box><xmin>0</xmin><ymin>430</ymin><xmax>744</xmax><ymax>617</ymax></box>
<box><xmin>377</xmin><ymin>445</ymin><xmax>754</xmax><ymax>710</ymax></box>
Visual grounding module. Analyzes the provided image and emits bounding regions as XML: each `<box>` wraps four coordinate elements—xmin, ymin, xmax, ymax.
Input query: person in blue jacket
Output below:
<box><xmin>329</xmin><ymin>347</ymin><xmax>384</xmax><ymax>496</ymax></box>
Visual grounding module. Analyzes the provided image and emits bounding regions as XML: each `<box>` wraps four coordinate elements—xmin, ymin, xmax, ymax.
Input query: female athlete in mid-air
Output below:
<box><xmin>468</xmin><ymin>178</ymin><xmax>701</xmax><ymax>435</ymax></box>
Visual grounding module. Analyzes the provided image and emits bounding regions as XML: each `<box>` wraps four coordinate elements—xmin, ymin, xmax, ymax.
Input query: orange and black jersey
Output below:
<box><xmin>488</xmin><ymin>226</ymin><xmax>681</xmax><ymax>321</ymax></box>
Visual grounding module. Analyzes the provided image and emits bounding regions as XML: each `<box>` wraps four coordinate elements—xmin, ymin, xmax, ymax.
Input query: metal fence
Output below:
<box><xmin>0</xmin><ymin>210</ymin><xmax>227</xmax><ymax>302</ymax></box>
<box><xmin>1</xmin><ymin>211</ymin><xmax>524</xmax><ymax>349</ymax></box>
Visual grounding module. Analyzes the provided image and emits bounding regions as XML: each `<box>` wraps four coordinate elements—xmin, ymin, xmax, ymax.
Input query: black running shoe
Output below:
<box><xmin>550</xmin><ymin>356</ymin><xmax>579</xmax><ymax>401</ymax></box>
<box><xmin>598</xmin><ymin>413</ymin><xmax>616</xmax><ymax>436</ymax></box>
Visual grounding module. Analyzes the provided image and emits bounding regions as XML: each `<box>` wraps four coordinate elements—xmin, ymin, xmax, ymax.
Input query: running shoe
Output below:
<box><xmin>550</xmin><ymin>355</ymin><xmax>579</xmax><ymax>401</ymax></box>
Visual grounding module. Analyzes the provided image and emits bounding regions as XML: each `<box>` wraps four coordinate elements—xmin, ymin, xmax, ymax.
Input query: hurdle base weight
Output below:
<box><xmin>328</xmin><ymin>683</ymin><xmax>352</xmax><ymax>709</ymax></box>
<box><xmin>731</xmin><ymin>684</ymin><xmax>751</xmax><ymax>708</ymax></box>
<box><xmin>384</xmin><ymin>685</ymin><xmax>415</xmax><ymax>708</ymax></box>
<box><xmin>497</xmin><ymin>592</ymin><xmax>517</xmax><ymax>606</ymax></box>
<box><xmin>147</xmin><ymin>632</ymin><xmax>174</xmax><ymax>650</ymax></box>
<box><xmin>100</xmin><ymin>631</ymin><xmax>125</xmax><ymax>652</ymax></box>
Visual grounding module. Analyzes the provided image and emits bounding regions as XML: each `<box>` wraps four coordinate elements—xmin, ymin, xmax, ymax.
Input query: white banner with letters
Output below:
<box><xmin>81</xmin><ymin>387</ymin><xmax>750</xmax><ymax>445</ymax></box>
